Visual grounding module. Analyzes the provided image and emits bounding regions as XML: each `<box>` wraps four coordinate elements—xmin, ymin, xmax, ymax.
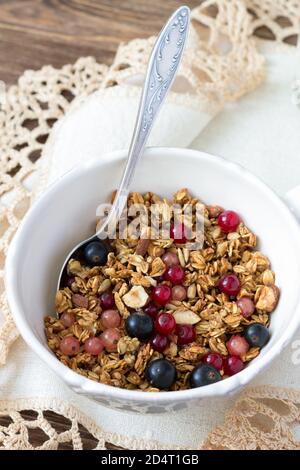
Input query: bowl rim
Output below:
<box><xmin>5</xmin><ymin>146</ymin><xmax>300</xmax><ymax>403</ymax></box>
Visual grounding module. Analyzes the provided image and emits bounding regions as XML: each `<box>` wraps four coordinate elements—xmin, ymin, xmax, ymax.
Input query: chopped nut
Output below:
<box><xmin>72</xmin><ymin>294</ymin><xmax>89</xmax><ymax>309</ymax></box>
<box><xmin>187</xmin><ymin>283</ymin><xmax>196</xmax><ymax>299</ymax></box>
<box><xmin>149</xmin><ymin>257</ymin><xmax>166</xmax><ymax>277</ymax></box>
<box><xmin>177</xmin><ymin>248</ymin><xmax>186</xmax><ymax>268</ymax></box>
<box><xmin>255</xmin><ymin>284</ymin><xmax>280</xmax><ymax>312</ymax></box>
<box><xmin>122</xmin><ymin>285</ymin><xmax>149</xmax><ymax>309</ymax></box>
<box><xmin>135</xmin><ymin>238</ymin><xmax>150</xmax><ymax>256</ymax></box>
<box><xmin>98</xmin><ymin>278</ymin><xmax>111</xmax><ymax>294</ymax></box>
<box><xmin>183</xmin><ymin>248</ymin><xmax>190</xmax><ymax>264</ymax></box>
<box><xmin>173</xmin><ymin>310</ymin><xmax>200</xmax><ymax>325</ymax></box>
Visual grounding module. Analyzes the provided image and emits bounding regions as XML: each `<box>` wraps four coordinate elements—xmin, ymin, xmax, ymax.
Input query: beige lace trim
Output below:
<box><xmin>203</xmin><ymin>386</ymin><xmax>300</xmax><ymax>450</ymax></box>
<box><xmin>1</xmin><ymin>386</ymin><xmax>300</xmax><ymax>449</ymax></box>
<box><xmin>0</xmin><ymin>58</ymin><xmax>110</xmax><ymax>365</ymax></box>
<box><xmin>1</xmin><ymin>0</ymin><xmax>300</xmax><ymax>450</ymax></box>
<box><xmin>0</xmin><ymin>397</ymin><xmax>175</xmax><ymax>450</ymax></box>
<box><xmin>246</xmin><ymin>0</ymin><xmax>300</xmax><ymax>43</ymax></box>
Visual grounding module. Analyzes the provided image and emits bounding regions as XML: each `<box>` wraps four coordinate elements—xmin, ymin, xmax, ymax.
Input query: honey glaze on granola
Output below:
<box><xmin>44</xmin><ymin>189</ymin><xmax>279</xmax><ymax>391</ymax></box>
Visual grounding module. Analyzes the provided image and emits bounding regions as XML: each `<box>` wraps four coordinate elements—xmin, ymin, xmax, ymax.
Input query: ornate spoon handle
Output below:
<box><xmin>96</xmin><ymin>6</ymin><xmax>190</xmax><ymax>238</ymax></box>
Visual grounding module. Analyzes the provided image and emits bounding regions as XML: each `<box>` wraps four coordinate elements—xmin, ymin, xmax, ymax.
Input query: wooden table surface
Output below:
<box><xmin>0</xmin><ymin>0</ymin><xmax>294</xmax><ymax>451</ymax></box>
<box><xmin>0</xmin><ymin>0</ymin><xmax>200</xmax><ymax>86</ymax></box>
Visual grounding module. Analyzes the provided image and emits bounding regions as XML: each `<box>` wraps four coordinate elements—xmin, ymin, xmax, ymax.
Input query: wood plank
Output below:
<box><xmin>0</xmin><ymin>0</ymin><xmax>200</xmax><ymax>85</ymax></box>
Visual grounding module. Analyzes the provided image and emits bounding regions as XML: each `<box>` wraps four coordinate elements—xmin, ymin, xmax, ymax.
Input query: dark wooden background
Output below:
<box><xmin>0</xmin><ymin>0</ymin><xmax>294</xmax><ymax>451</ymax></box>
<box><xmin>0</xmin><ymin>0</ymin><xmax>200</xmax><ymax>85</ymax></box>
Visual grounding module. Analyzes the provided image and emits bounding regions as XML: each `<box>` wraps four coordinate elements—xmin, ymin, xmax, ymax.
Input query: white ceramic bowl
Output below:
<box><xmin>5</xmin><ymin>148</ymin><xmax>300</xmax><ymax>413</ymax></box>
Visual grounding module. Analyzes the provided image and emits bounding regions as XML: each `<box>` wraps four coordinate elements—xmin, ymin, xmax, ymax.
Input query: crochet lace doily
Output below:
<box><xmin>1</xmin><ymin>0</ymin><xmax>300</xmax><ymax>450</ymax></box>
<box><xmin>1</xmin><ymin>386</ymin><xmax>300</xmax><ymax>450</ymax></box>
<box><xmin>0</xmin><ymin>398</ymin><xmax>175</xmax><ymax>450</ymax></box>
<box><xmin>203</xmin><ymin>386</ymin><xmax>300</xmax><ymax>450</ymax></box>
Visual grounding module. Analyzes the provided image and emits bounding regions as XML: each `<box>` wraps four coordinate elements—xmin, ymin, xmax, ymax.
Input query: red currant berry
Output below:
<box><xmin>100</xmin><ymin>328</ymin><xmax>120</xmax><ymax>352</ymax></box>
<box><xmin>223</xmin><ymin>355</ymin><xmax>244</xmax><ymax>376</ymax></box>
<box><xmin>202</xmin><ymin>352</ymin><xmax>223</xmax><ymax>371</ymax></box>
<box><xmin>84</xmin><ymin>337</ymin><xmax>104</xmax><ymax>355</ymax></box>
<box><xmin>150</xmin><ymin>333</ymin><xmax>169</xmax><ymax>353</ymax></box>
<box><xmin>176</xmin><ymin>324</ymin><xmax>196</xmax><ymax>345</ymax></box>
<box><xmin>60</xmin><ymin>336</ymin><xmax>80</xmax><ymax>356</ymax></box>
<box><xmin>217</xmin><ymin>210</ymin><xmax>241</xmax><ymax>233</ymax></box>
<box><xmin>170</xmin><ymin>222</ymin><xmax>188</xmax><ymax>244</ymax></box>
<box><xmin>144</xmin><ymin>302</ymin><xmax>159</xmax><ymax>318</ymax></box>
<box><xmin>155</xmin><ymin>312</ymin><xmax>176</xmax><ymax>335</ymax></box>
<box><xmin>101</xmin><ymin>309</ymin><xmax>121</xmax><ymax>329</ymax></box>
<box><xmin>237</xmin><ymin>297</ymin><xmax>255</xmax><ymax>318</ymax></box>
<box><xmin>164</xmin><ymin>265</ymin><xmax>185</xmax><ymax>285</ymax></box>
<box><xmin>226</xmin><ymin>335</ymin><xmax>249</xmax><ymax>357</ymax></box>
<box><xmin>100</xmin><ymin>291</ymin><xmax>115</xmax><ymax>309</ymax></box>
<box><xmin>60</xmin><ymin>312</ymin><xmax>75</xmax><ymax>328</ymax></box>
<box><xmin>162</xmin><ymin>251</ymin><xmax>179</xmax><ymax>266</ymax></box>
<box><xmin>218</xmin><ymin>274</ymin><xmax>240</xmax><ymax>297</ymax></box>
<box><xmin>172</xmin><ymin>285</ymin><xmax>187</xmax><ymax>301</ymax></box>
<box><xmin>151</xmin><ymin>284</ymin><xmax>172</xmax><ymax>305</ymax></box>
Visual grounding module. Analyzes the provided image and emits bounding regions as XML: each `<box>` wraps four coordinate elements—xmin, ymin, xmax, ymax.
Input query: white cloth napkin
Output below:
<box><xmin>1</xmin><ymin>43</ymin><xmax>300</xmax><ymax>449</ymax></box>
<box><xmin>44</xmin><ymin>85</ymin><xmax>215</xmax><ymax>185</ymax></box>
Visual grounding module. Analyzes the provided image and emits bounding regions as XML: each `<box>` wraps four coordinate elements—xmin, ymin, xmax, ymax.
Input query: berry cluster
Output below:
<box><xmin>60</xmin><ymin>240</ymin><xmax>121</xmax><ymax>357</ymax></box>
<box><xmin>124</xmin><ymin>239</ymin><xmax>197</xmax><ymax>389</ymax></box>
<box><xmin>60</xmin><ymin>289</ymin><xmax>122</xmax><ymax>356</ymax></box>
<box><xmin>189</xmin><ymin>321</ymin><xmax>270</xmax><ymax>388</ymax></box>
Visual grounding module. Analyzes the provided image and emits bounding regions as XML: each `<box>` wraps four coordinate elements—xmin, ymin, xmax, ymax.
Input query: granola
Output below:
<box><xmin>44</xmin><ymin>189</ymin><xmax>279</xmax><ymax>391</ymax></box>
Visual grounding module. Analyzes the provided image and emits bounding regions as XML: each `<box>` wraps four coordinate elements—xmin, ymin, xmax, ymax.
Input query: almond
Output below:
<box><xmin>72</xmin><ymin>294</ymin><xmax>88</xmax><ymax>309</ymax></box>
<box><xmin>172</xmin><ymin>309</ymin><xmax>200</xmax><ymax>325</ymax></box>
<box><xmin>135</xmin><ymin>239</ymin><xmax>150</xmax><ymax>256</ymax></box>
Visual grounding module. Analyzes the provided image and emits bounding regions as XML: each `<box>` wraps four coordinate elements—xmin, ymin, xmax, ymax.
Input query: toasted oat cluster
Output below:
<box><xmin>44</xmin><ymin>189</ymin><xmax>279</xmax><ymax>391</ymax></box>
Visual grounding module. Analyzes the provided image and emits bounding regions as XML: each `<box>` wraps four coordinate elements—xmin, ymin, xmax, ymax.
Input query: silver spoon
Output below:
<box><xmin>58</xmin><ymin>5</ymin><xmax>190</xmax><ymax>289</ymax></box>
